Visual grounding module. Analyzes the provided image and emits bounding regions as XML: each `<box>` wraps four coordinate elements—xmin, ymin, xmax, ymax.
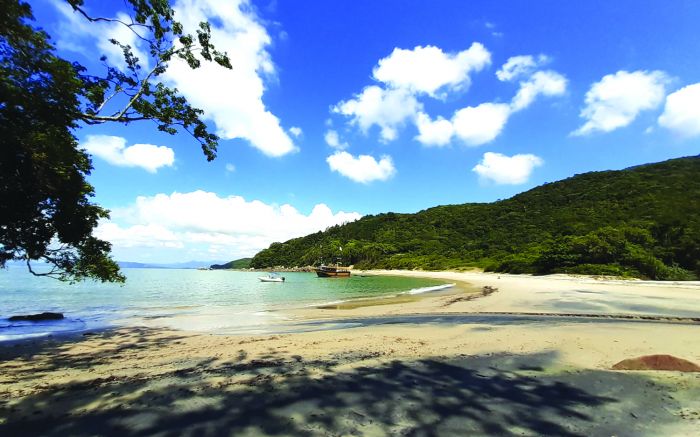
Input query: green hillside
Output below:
<box><xmin>210</xmin><ymin>258</ymin><xmax>252</xmax><ymax>270</ymax></box>
<box><xmin>251</xmin><ymin>156</ymin><xmax>700</xmax><ymax>280</ymax></box>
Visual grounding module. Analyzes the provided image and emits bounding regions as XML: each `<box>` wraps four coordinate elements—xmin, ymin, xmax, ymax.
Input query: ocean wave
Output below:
<box><xmin>309</xmin><ymin>282</ymin><xmax>456</xmax><ymax>308</ymax></box>
<box><xmin>303</xmin><ymin>299</ymin><xmax>348</xmax><ymax>308</ymax></box>
<box><xmin>0</xmin><ymin>317</ymin><xmax>88</xmax><ymax>342</ymax></box>
<box><xmin>403</xmin><ymin>283</ymin><xmax>456</xmax><ymax>295</ymax></box>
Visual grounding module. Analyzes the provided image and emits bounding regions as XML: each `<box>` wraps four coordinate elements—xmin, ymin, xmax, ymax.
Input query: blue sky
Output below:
<box><xmin>29</xmin><ymin>0</ymin><xmax>700</xmax><ymax>262</ymax></box>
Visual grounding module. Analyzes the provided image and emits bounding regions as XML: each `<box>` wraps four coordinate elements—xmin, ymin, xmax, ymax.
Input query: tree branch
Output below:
<box><xmin>81</xmin><ymin>114</ymin><xmax>149</xmax><ymax>123</ymax></box>
<box><xmin>26</xmin><ymin>258</ymin><xmax>60</xmax><ymax>279</ymax></box>
<box><xmin>70</xmin><ymin>4</ymin><xmax>153</xmax><ymax>46</ymax></box>
<box><xmin>95</xmin><ymin>88</ymin><xmax>123</xmax><ymax>113</ymax></box>
<box><xmin>80</xmin><ymin>57</ymin><xmax>163</xmax><ymax>123</ymax></box>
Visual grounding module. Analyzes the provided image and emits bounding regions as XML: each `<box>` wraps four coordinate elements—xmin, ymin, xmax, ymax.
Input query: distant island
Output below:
<box><xmin>248</xmin><ymin>155</ymin><xmax>700</xmax><ymax>280</ymax></box>
<box><xmin>209</xmin><ymin>258</ymin><xmax>253</xmax><ymax>270</ymax></box>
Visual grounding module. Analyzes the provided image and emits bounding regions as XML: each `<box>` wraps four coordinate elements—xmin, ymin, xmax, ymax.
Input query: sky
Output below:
<box><xmin>27</xmin><ymin>0</ymin><xmax>700</xmax><ymax>263</ymax></box>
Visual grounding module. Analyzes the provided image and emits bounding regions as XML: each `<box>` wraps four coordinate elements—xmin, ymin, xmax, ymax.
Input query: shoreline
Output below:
<box><xmin>286</xmin><ymin>269</ymin><xmax>700</xmax><ymax>324</ymax></box>
<box><xmin>4</xmin><ymin>268</ymin><xmax>699</xmax><ymax>339</ymax></box>
<box><xmin>2</xmin><ymin>270</ymin><xmax>699</xmax><ymax>434</ymax></box>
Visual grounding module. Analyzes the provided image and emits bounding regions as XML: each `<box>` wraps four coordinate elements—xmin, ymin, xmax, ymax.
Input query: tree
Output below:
<box><xmin>0</xmin><ymin>0</ymin><xmax>231</xmax><ymax>282</ymax></box>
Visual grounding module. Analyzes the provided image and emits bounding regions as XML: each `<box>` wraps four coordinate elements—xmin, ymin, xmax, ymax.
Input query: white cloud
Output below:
<box><xmin>335</xmin><ymin>46</ymin><xmax>566</xmax><ymax>147</ymax></box>
<box><xmin>324</xmin><ymin>130</ymin><xmax>349</xmax><ymax>150</ymax></box>
<box><xmin>412</xmin><ymin>61</ymin><xmax>566</xmax><ymax>147</ymax></box>
<box><xmin>331</xmin><ymin>45</ymin><xmax>569</xmax><ymax>150</ymax></box>
<box><xmin>496</xmin><ymin>55</ymin><xmax>567</xmax><ymax>112</ymax></box>
<box><xmin>333</xmin><ymin>86</ymin><xmax>421</xmax><ymax>142</ymax></box>
<box><xmin>484</xmin><ymin>21</ymin><xmax>503</xmax><ymax>37</ymax></box>
<box><xmin>472</xmin><ymin>152</ymin><xmax>543</xmax><ymax>185</ymax></box>
<box><xmin>511</xmin><ymin>70</ymin><xmax>567</xmax><ymax>112</ymax></box>
<box><xmin>658</xmin><ymin>83</ymin><xmax>700</xmax><ymax>138</ymax></box>
<box><xmin>81</xmin><ymin>135</ymin><xmax>174</xmax><ymax>173</ymax></box>
<box><xmin>452</xmin><ymin>103</ymin><xmax>512</xmax><ymax>146</ymax></box>
<box><xmin>97</xmin><ymin>191</ymin><xmax>361</xmax><ymax>258</ymax></box>
<box><xmin>326</xmin><ymin>151</ymin><xmax>396</xmax><ymax>183</ymax></box>
<box><xmin>96</xmin><ymin>223</ymin><xmax>184</xmax><ymax>249</ymax></box>
<box><xmin>55</xmin><ymin>0</ymin><xmax>298</xmax><ymax>158</ymax></box>
<box><xmin>573</xmin><ymin>70</ymin><xmax>669</xmax><ymax>136</ymax></box>
<box><xmin>52</xmin><ymin>2</ymin><xmax>150</xmax><ymax>71</ymax></box>
<box><xmin>288</xmin><ymin>126</ymin><xmax>303</xmax><ymax>137</ymax></box>
<box><xmin>496</xmin><ymin>54</ymin><xmax>549</xmax><ymax>82</ymax></box>
<box><xmin>415</xmin><ymin>113</ymin><xmax>454</xmax><ymax>147</ymax></box>
<box><xmin>372</xmin><ymin>43</ymin><xmax>491</xmax><ymax>97</ymax></box>
<box><xmin>160</xmin><ymin>0</ymin><xmax>296</xmax><ymax>157</ymax></box>
<box><xmin>225</xmin><ymin>163</ymin><xmax>236</xmax><ymax>172</ymax></box>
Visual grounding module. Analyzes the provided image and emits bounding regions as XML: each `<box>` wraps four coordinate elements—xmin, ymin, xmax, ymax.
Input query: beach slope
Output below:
<box><xmin>1</xmin><ymin>271</ymin><xmax>699</xmax><ymax>436</ymax></box>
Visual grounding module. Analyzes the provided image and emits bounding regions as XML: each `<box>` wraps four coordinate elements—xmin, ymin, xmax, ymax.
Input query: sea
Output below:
<box><xmin>0</xmin><ymin>266</ymin><xmax>449</xmax><ymax>341</ymax></box>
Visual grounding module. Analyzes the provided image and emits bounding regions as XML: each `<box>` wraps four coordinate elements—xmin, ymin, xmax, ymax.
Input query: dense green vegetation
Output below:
<box><xmin>210</xmin><ymin>258</ymin><xmax>252</xmax><ymax>270</ymax></box>
<box><xmin>1</xmin><ymin>0</ymin><xmax>230</xmax><ymax>282</ymax></box>
<box><xmin>251</xmin><ymin>156</ymin><xmax>700</xmax><ymax>280</ymax></box>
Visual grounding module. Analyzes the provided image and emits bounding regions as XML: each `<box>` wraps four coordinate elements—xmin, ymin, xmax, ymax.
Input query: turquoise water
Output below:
<box><xmin>0</xmin><ymin>266</ymin><xmax>448</xmax><ymax>339</ymax></box>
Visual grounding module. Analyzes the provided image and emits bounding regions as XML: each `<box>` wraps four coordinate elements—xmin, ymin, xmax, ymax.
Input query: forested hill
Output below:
<box><xmin>251</xmin><ymin>156</ymin><xmax>700</xmax><ymax>280</ymax></box>
<box><xmin>210</xmin><ymin>258</ymin><xmax>252</xmax><ymax>270</ymax></box>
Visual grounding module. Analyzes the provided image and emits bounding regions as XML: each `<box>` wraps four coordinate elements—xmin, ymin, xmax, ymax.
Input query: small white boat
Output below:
<box><xmin>258</xmin><ymin>273</ymin><xmax>285</xmax><ymax>282</ymax></box>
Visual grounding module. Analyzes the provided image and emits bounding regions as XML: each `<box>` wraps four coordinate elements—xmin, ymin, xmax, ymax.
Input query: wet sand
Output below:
<box><xmin>1</xmin><ymin>270</ymin><xmax>699</xmax><ymax>435</ymax></box>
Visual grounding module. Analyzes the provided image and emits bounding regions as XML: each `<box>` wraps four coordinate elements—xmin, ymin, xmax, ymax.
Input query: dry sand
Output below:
<box><xmin>1</xmin><ymin>270</ymin><xmax>699</xmax><ymax>436</ymax></box>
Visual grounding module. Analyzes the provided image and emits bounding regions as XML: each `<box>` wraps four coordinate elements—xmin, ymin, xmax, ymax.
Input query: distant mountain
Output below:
<box><xmin>117</xmin><ymin>262</ymin><xmax>156</xmax><ymax>269</ymax></box>
<box><xmin>118</xmin><ymin>260</ymin><xmax>224</xmax><ymax>269</ymax></box>
<box><xmin>210</xmin><ymin>258</ymin><xmax>253</xmax><ymax>270</ymax></box>
<box><xmin>251</xmin><ymin>155</ymin><xmax>700</xmax><ymax>280</ymax></box>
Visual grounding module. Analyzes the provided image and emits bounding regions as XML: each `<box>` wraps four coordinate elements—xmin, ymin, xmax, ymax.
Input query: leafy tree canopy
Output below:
<box><xmin>251</xmin><ymin>156</ymin><xmax>700</xmax><ymax>281</ymax></box>
<box><xmin>0</xmin><ymin>0</ymin><xmax>230</xmax><ymax>282</ymax></box>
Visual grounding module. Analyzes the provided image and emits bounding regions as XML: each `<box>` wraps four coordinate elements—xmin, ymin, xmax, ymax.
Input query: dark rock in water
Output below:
<box><xmin>612</xmin><ymin>354</ymin><xmax>700</xmax><ymax>372</ymax></box>
<box><xmin>8</xmin><ymin>312</ymin><xmax>65</xmax><ymax>322</ymax></box>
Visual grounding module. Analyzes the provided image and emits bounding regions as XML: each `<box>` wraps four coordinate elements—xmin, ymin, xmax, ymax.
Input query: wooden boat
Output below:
<box><xmin>258</xmin><ymin>273</ymin><xmax>285</xmax><ymax>282</ymax></box>
<box><xmin>315</xmin><ymin>265</ymin><xmax>351</xmax><ymax>278</ymax></box>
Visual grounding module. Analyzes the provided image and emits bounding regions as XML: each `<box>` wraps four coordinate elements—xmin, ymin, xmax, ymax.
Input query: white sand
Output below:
<box><xmin>2</xmin><ymin>270</ymin><xmax>699</xmax><ymax>435</ymax></box>
<box><xmin>356</xmin><ymin>269</ymin><xmax>700</xmax><ymax>317</ymax></box>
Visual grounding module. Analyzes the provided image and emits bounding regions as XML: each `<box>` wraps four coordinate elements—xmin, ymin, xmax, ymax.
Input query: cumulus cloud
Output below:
<box><xmin>452</xmin><ymin>103</ymin><xmax>512</xmax><ymax>146</ymax></box>
<box><xmin>415</xmin><ymin>113</ymin><xmax>454</xmax><ymax>147</ymax></box>
<box><xmin>162</xmin><ymin>0</ymin><xmax>296</xmax><ymax>157</ymax></box>
<box><xmin>333</xmin><ymin>42</ymin><xmax>491</xmax><ymax>143</ymax></box>
<box><xmin>472</xmin><ymin>152</ymin><xmax>543</xmax><ymax>185</ymax></box>
<box><xmin>333</xmin><ymin>86</ymin><xmax>421</xmax><ymax>142</ymax></box>
<box><xmin>414</xmin><ymin>103</ymin><xmax>512</xmax><ymax>148</ymax></box>
<box><xmin>96</xmin><ymin>223</ymin><xmax>183</xmax><ymax>249</ymax></box>
<box><xmin>511</xmin><ymin>70</ymin><xmax>567</xmax><ymax>112</ymax></box>
<box><xmin>97</xmin><ymin>191</ymin><xmax>361</xmax><ymax>258</ymax></box>
<box><xmin>334</xmin><ymin>47</ymin><xmax>566</xmax><ymax>149</ymax></box>
<box><xmin>412</xmin><ymin>60</ymin><xmax>566</xmax><ymax>147</ymax></box>
<box><xmin>326</xmin><ymin>151</ymin><xmax>396</xmax><ymax>183</ymax></box>
<box><xmin>573</xmin><ymin>70</ymin><xmax>669</xmax><ymax>136</ymax></box>
<box><xmin>497</xmin><ymin>55</ymin><xmax>567</xmax><ymax>112</ymax></box>
<box><xmin>496</xmin><ymin>54</ymin><xmax>549</xmax><ymax>82</ymax></box>
<box><xmin>372</xmin><ymin>43</ymin><xmax>491</xmax><ymax>97</ymax></box>
<box><xmin>81</xmin><ymin>135</ymin><xmax>174</xmax><ymax>172</ymax></box>
<box><xmin>324</xmin><ymin>130</ymin><xmax>349</xmax><ymax>150</ymax></box>
<box><xmin>288</xmin><ymin>127</ymin><xmax>303</xmax><ymax>137</ymax></box>
<box><xmin>55</xmin><ymin>0</ymin><xmax>297</xmax><ymax>157</ymax></box>
<box><xmin>658</xmin><ymin>83</ymin><xmax>700</xmax><ymax>138</ymax></box>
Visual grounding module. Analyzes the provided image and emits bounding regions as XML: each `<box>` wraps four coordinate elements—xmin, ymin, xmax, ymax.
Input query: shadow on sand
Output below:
<box><xmin>0</xmin><ymin>328</ymin><xmax>692</xmax><ymax>436</ymax></box>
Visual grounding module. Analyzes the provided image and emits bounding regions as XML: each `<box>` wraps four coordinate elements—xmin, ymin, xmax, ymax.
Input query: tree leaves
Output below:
<box><xmin>71</xmin><ymin>0</ymin><xmax>231</xmax><ymax>159</ymax></box>
<box><xmin>1</xmin><ymin>0</ymin><xmax>233</xmax><ymax>282</ymax></box>
<box><xmin>251</xmin><ymin>156</ymin><xmax>700</xmax><ymax>280</ymax></box>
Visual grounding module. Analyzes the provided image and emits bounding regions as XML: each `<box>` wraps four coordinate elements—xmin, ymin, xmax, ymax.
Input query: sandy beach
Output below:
<box><xmin>2</xmin><ymin>270</ymin><xmax>700</xmax><ymax>436</ymax></box>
